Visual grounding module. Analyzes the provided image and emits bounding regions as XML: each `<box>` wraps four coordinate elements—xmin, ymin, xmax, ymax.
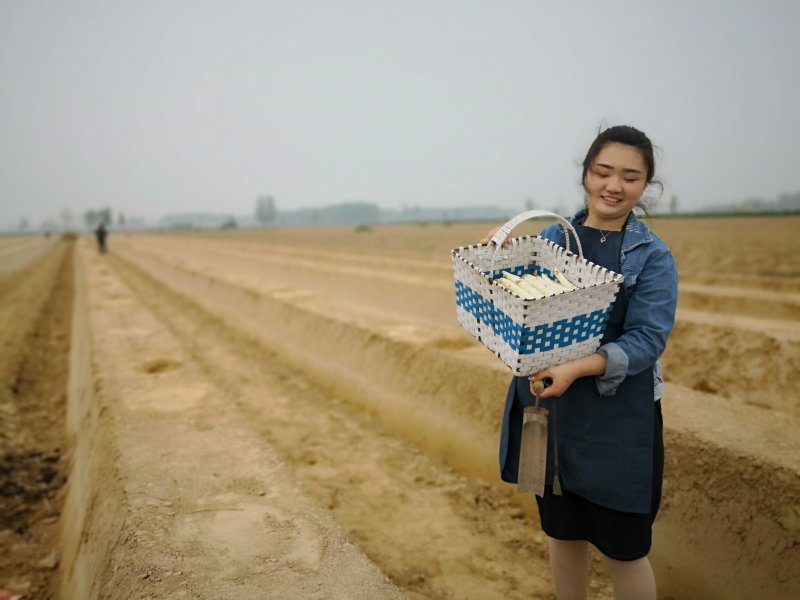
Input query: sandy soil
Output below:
<box><xmin>1</xmin><ymin>216</ymin><xmax>799</xmax><ymax>599</ymax></box>
<box><xmin>0</xmin><ymin>236</ymin><xmax>71</xmax><ymax>599</ymax></box>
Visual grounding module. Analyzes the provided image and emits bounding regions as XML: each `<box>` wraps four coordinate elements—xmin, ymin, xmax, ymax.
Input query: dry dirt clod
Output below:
<box><xmin>36</xmin><ymin>550</ymin><xmax>59</xmax><ymax>571</ymax></box>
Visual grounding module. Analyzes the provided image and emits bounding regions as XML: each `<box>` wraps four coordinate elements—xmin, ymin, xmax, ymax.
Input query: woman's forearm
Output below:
<box><xmin>566</xmin><ymin>352</ymin><xmax>608</xmax><ymax>379</ymax></box>
<box><xmin>532</xmin><ymin>352</ymin><xmax>609</xmax><ymax>398</ymax></box>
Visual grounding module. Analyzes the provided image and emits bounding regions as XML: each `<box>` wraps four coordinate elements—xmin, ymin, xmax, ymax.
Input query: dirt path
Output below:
<box><xmin>59</xmin><ymin>244</ymin><xmax>405</xmax><ymax>599</ymax></box>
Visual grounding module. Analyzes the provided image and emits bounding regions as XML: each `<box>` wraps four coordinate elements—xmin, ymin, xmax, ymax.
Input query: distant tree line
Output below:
<box><xmin>82</xmin><ymin>207</ymin><xmax>129</xmax><ymax>229</ymax></box>
<box><xmin>253</xmin><ymin>196</ymin><xmax>381</xmax><ymax>227</ymax></box>
<box><xmin>777</xmin><ymin>191</ymin><xmax>800</xmax><ymax>209</ymax></box>
<box><xmin>730</xmin><ymin>190</ymin><xmax>800</xmax><ymax>212</ymax></box>
<box><xmin>276</xmin><ymin>201</ymin><xmax>381</xmax><ymax>226</ymax></box>
<box><xmin>255</xmin><ymin>195</ymin><xmax>277</xmax><ymax>225</ymax></box>
<box><xmin>84</xmin><ymin>207</ymin><xmax>113</xmax><ymax>228</ymax></box>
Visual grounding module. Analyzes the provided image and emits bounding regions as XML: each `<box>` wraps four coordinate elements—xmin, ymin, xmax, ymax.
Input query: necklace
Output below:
<box><xmin>599</xmin><ymin>229</ymin><xmax>614</xmax><ymax>243</ymax></box>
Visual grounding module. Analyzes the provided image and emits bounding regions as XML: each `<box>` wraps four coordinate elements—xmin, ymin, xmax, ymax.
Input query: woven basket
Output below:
<box><xmin>452</xmin><ymin>210</ymin><xmax>623</xmax><ymax>376</ymax></box>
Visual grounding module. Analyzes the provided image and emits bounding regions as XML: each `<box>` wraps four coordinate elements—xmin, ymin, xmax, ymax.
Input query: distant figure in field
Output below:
<box><xmin>94</xmin><ymin>222</ymin><xmax>108</xmax><ymax>253</ymax></box>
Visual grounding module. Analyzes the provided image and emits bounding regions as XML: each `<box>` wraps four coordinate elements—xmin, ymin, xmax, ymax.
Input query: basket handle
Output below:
<box><xmin>488</xmin><ymin>210</ymin><xmax>583</xmax><ymax>259</ymax></box>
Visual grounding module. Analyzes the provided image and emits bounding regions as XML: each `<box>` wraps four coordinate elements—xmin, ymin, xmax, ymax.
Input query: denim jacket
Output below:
<box><xmin>539</xmin><ymin>209</ymin><xmax>678</xmax><ymax>400</ymax></box>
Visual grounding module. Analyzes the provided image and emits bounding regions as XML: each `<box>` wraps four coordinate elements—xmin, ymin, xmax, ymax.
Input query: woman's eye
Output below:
<box><xmin>624</xmin><ymin>179</ymin><xmax>640</xmax><ymax>183</ymax></box>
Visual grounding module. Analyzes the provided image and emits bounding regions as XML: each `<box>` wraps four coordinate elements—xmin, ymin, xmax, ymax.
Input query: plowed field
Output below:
<box><xmin>1</xmin><ymin>216</ymin><xmax>798</xmax><ymax>600</ymax></box>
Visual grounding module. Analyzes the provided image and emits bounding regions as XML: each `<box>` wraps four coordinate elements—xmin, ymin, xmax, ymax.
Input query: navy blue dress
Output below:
<box><xmin>499</xmin><ymin>221</ymin><xmax>664</xmax><ymax>561</ymax></box>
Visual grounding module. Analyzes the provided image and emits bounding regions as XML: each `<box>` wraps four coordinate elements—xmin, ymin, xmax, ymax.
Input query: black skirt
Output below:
<box><xmin>534</xmin><ymin>401</ymin><xmax>664</xmax><ymax>561</ymax></box>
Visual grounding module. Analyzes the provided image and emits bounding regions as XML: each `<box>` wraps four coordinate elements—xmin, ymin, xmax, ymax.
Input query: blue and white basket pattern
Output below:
<box><xmin>451</xmin><ymin>211</ymin><xmax>623</xmax><ymax>376</ymax></box>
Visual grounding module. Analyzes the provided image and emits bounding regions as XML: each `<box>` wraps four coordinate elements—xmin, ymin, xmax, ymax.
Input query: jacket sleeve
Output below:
<box><xmin>595</xmin><ymin>248</ymin><xmax>678</xmax><ymax>396</ymax></box>
<box><xmin>538</xmin><ymin>223</ymin><xmax>562</xmax><ymax>244</ymax></box>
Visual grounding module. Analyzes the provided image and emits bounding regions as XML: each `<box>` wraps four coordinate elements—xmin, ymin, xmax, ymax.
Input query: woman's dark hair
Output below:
<box><xmin>581</xmin><ymin>125</ymin><xmax>663</xmax><ymax>206</ymax></box>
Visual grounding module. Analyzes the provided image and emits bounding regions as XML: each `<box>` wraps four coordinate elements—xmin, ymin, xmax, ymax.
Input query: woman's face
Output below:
<box><xmin>583</xmin><ymin>142</ymin><xmax>648</xmax><ymax>225</ymax></box>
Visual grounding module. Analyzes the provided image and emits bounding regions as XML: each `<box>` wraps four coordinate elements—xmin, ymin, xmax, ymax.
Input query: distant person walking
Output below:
<box><xmin>94</xmin><ymin>222</ymin><xmax>108</xmax><ymax>253</ymax></box>
<box><xmin>481</xmin><ymin>125</ymin><xmax>678</xmax><ymax>600</ymax></box>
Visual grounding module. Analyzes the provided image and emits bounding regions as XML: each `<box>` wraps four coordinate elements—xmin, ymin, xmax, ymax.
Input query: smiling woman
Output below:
<box><xmin>583</xmin><ymin>143</ymin><xmax>649</xmax><ymax>230</ymax></box>
<box><xmin>580</xmin><ymin>125</ymin><xmax>663</xmax><ymax>231</ymax></box>
<box><xmin>482</xmin><ymin>125</ymin><xmax>679</xmax><ymax>600</ymax></box>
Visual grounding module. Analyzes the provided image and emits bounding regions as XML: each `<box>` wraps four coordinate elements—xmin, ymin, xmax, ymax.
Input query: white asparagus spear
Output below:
<box><xmin>552</xmin><ymin>267</ymin><xmax>577</xmax><ymax>291</ymax></box>
<box><xmin>501</xmin><ymin>271</ymin><xmax>523</xmax><ymax>283</ymax></box>
<box><xmin>496</xmin><ymin>277</ymin><xmax>539</xmax><ymax>300</ymax></box>
<box><xmin>501</xmin><ymin>271</ymin><xmax>546</xmax><ymax>298</ymax></box>
<box><xmin>515</xmin><ymin>279</ymin><xmax>546</xmax><ymax>299</ymax></box>
<box><xmin>535</xmin><ymin>273</ymin><xmax>567</xmax><ymax>294</ymax></box>
<box><xmin>522</xmin><ymin>274</ymin><xmax>557</xmax><ymax>296</ymax></box>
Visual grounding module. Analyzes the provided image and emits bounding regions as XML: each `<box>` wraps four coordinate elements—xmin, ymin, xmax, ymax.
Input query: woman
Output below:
<box><xmin>481</xmin><ymin>125</ymin><xmax>678</xmax><ymax>600</ymax></box>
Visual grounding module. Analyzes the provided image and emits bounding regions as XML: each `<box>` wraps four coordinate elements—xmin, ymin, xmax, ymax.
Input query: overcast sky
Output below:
<box><xmin>1</xmin><ymin>1</ymin><xmax>799</xmax><ymax>228</ymax></box>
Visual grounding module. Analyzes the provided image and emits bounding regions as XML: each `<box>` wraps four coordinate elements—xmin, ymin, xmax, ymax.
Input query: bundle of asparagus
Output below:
<box><xmin>494</xmin><ymin>268</ymin><xmax>576</xmax><ymax>300</ymax></box>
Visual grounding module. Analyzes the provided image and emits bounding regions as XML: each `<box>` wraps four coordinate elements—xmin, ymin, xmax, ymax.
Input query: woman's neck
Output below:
<box><xmin>582</xmin><ymin>211</ymin><xmax>629</xmax><ymax>231</ymax></box>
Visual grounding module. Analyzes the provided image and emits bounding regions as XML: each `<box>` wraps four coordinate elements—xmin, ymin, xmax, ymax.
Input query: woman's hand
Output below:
<box><xmin>529</xmin><ymin>363</ymin><xmax>580</xmax><ymax>399</ymax></box>
<box><xmin>480</xmin><ymin>224</ymin><xmax>506</xmax><ymax>246</ymax></box>
<box><xmin>481</xmin><ymin>225</ymin><xmax>502</xmax><ymax>246</ymax></box>
<box><xmin>529</xmin><ymin>352</ymin><xmax>609</xmax><ymax>399</ymax></box>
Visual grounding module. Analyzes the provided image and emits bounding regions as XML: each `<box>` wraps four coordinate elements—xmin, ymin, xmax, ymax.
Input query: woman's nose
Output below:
<box><xmin>605</xmin><ymin>176</ymin><xmax>623</xmax><ymax>193</ymax></box>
